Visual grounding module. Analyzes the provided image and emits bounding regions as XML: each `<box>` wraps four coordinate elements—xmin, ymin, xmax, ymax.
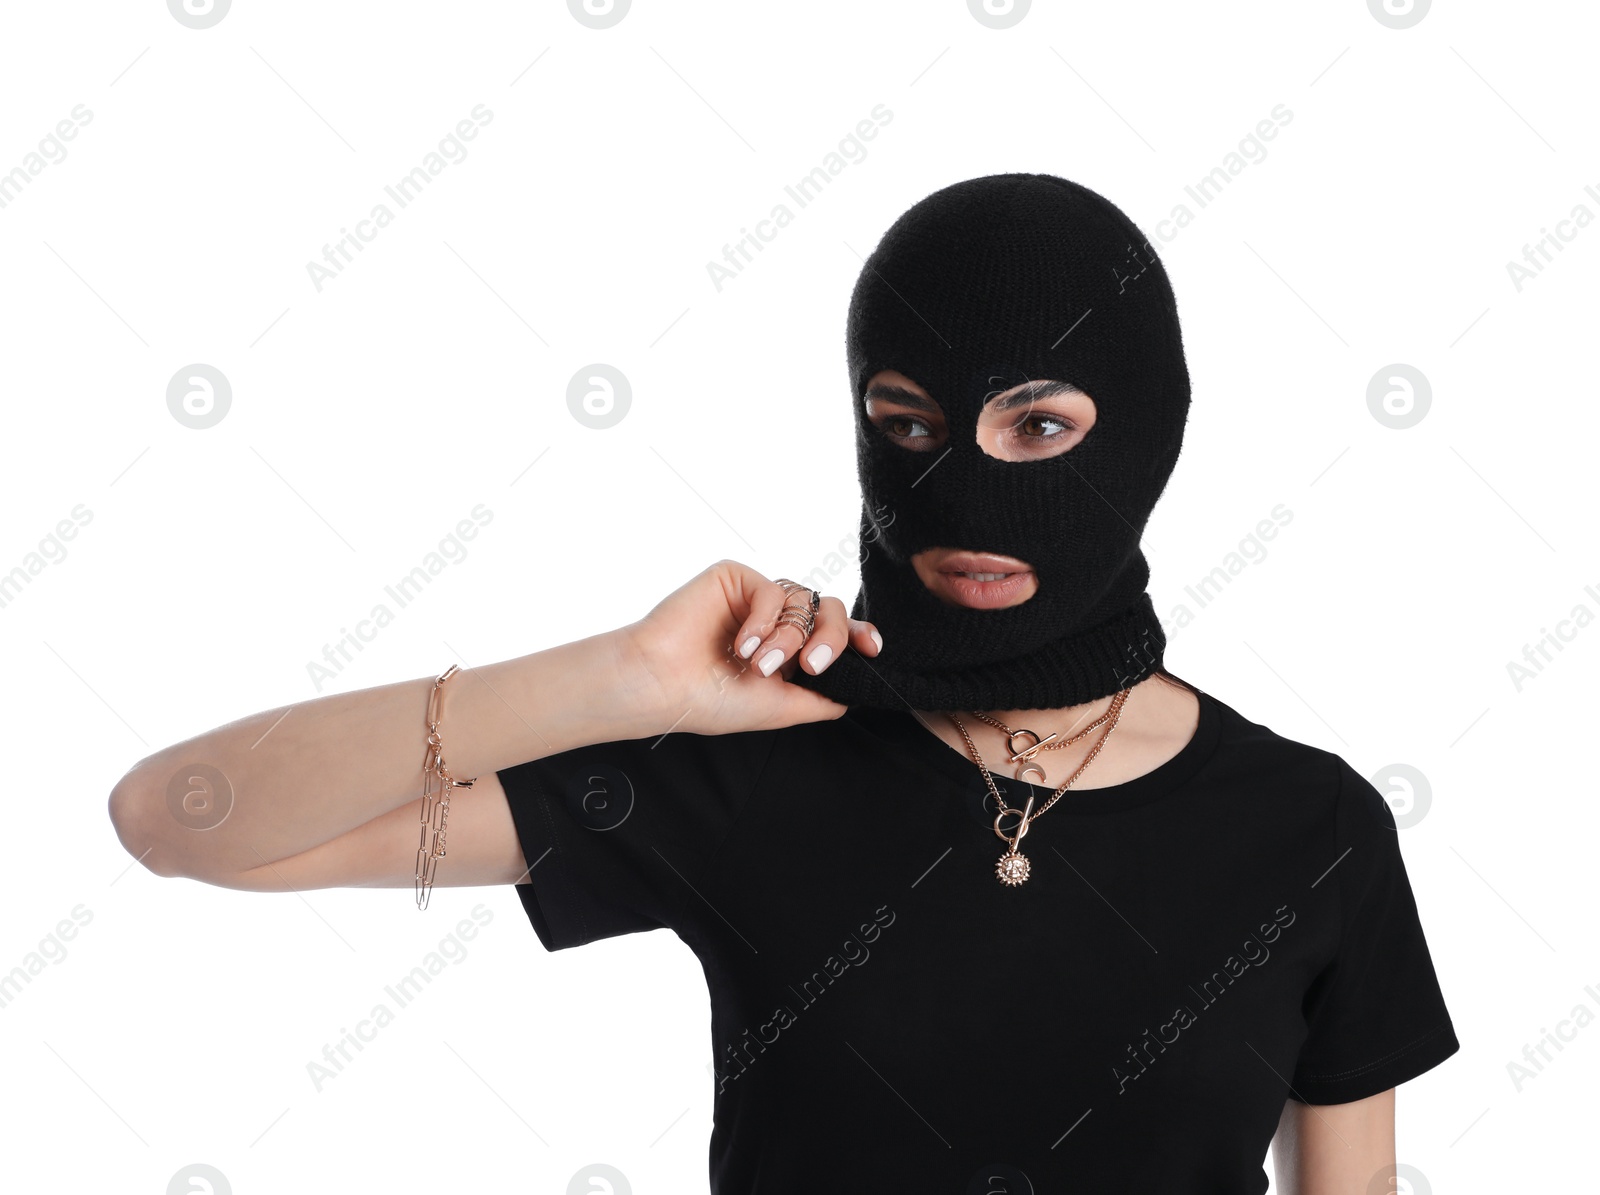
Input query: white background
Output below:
<box><xmin>3</xmin><ymin>1</ymin><xmax>1596</xmax><ymax>1191</ymax></box>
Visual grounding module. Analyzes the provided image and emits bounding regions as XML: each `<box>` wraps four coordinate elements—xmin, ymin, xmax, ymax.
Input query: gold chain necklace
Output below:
<box><xmin>950</xmin><ymin>688</ymin><xmax>1130</xmax><ymax>887</ymax></box>
<box><xmin>964</xmin><ymin>701</ymin><xmax>1122</xmax><ymax>784</ymax></box>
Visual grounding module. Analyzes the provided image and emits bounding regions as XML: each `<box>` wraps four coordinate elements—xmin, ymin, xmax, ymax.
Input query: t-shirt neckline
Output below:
<box><xmin>852</xmin><ymin>684</ymin><xmax>1223</xmax><ymax>813</ymax></box>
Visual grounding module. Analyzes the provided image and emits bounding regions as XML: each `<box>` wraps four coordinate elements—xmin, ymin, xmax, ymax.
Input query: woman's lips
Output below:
<box><xmin>912</xmin><ymin>549</ymin><xmax>1037</xmax><ymax>609</ymax></box>
<box><xmin>934</xmin><ymin>570</ymin><xmax>1034</xmax><ymax>608</ymax></box>
<box><xmin>937</xmin><ymin>550</ymin><xmax>1033</xmax><ymax>574</ymax></box>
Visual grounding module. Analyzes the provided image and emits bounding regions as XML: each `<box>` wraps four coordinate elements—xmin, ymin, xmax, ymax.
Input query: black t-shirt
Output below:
<box><xmin>498</xmin><ymin>683</ymin><xmax>1459</xmax><ymax>1194</ymax></box>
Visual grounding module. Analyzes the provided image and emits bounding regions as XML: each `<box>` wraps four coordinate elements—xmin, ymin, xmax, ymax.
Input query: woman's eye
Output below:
<box><xmin>885</xmin><ymin>415</ymin><xmax>933</xmax><ymax>439</ymax></box>
<box><xmin>1016</xmin><ymin>414</ymin><xmax>1074</xmax><ymax>440</ymax></box>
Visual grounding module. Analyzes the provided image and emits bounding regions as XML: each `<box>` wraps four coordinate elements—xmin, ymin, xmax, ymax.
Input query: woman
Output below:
<box><xmin>108</xmin><ymin>173</ymin><xmax>1458</xmax><ymax>1193</ymax></box>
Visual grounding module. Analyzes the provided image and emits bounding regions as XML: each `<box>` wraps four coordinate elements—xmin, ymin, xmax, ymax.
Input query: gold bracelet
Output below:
<box><xmin>416</xmin><ymin>664</ymin><xmax>478</xmax><ymax>910</ymax></box>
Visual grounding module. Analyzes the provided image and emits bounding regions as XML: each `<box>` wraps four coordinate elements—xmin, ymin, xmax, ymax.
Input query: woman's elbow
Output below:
<box><xmin>107</xmin><ymin>772</ymin><xmax>185</xmax><ymax>879</ymax></box>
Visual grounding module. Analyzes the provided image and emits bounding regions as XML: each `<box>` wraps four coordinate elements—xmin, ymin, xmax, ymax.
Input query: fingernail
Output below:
<box><xmin>869</xmin><ymin>629</ymin><xmax>883</xmax><ymax>653</ymax></box>
<box><xmin>739</xmin><ymin>635</ymin><xmax>761</xmax><ymax>659</ymax></box>
<box><xmin>758</xmin><ymin>647</ymin><xmax>784</xmax><ymax>677</ymax></box>
<box><xmin>807</xmin><ymin>643</ymin><xmax>833</xmax><ymax>672</ymax></box>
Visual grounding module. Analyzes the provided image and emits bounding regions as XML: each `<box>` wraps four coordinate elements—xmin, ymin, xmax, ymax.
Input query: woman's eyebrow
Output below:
<box><xmin>863</xmin><ymin>384</ymin><xmax>941</xmax><ymax>414</ymax></box>
<box><xmin>984</xmin><ymin>380</ymin><xmax>1082</xmax><ymax>414</ymax></box>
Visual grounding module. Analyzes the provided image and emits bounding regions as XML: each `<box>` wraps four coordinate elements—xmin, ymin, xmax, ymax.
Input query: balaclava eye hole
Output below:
<box><xmin>872</xmin><ymin>376</ymin><xmax>1094</xmax><ymax>464</ymax></box>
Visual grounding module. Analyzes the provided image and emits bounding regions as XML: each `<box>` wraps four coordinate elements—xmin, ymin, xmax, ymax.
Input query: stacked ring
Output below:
<box><xmin>771</xmin><ymin>578</ymin><xmax>821</xmax><ymax>640</ymax></box>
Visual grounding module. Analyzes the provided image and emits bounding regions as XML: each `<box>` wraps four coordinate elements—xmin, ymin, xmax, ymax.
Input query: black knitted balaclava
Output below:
<box><xmin>787</xmin><ymin>172</ymin><xmax>1191</xmax><ymax>713</ymax></box>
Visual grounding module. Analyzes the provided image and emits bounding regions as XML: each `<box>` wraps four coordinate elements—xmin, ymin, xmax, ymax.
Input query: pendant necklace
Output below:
<box><xmin>949</xmin><ymin>688</ymin><xmax>1130</xmax><ymax>887</ymax></box>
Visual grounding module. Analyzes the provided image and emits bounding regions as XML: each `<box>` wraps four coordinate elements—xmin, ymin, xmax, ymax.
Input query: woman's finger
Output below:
<box><xmin>793</xmin><ymin>595</ymin><xmax>850</xmax><ymax>675</ymax></box>
<box><xmin>846</xmin><ymin>617</ymin><xmax>883</xmax><ymax>658</ymax></box>
<box><xmin>740</xmin><ymin>581</ymin><xmax>824</xmax><ymax>677</ymax></box>
<box><xmin>729</xmin><ymin>578</ymin><xmax>786</xmax><ymax>671</ymax></box>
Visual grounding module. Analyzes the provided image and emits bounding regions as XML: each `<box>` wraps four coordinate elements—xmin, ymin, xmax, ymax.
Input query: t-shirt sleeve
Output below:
<box><xmin>1288</xmin><ymin>755</ymin><xmax>1461</xmax><ymax>1105</ymax></box>
<box><xmin>497</xmin><ymin>725</ymin><xmax>778</xmax><ymax>952</ymax></box>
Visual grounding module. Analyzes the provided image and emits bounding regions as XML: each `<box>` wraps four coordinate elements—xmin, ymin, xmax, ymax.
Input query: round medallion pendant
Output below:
<box><xmin>996</xmin><ymin>850</ymin><xmax>1031</xmax><ymax>886</ymax></box>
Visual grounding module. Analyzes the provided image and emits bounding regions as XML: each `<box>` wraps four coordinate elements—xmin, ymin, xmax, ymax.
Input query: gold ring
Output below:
<box><xmin>771</xmin><ymin>578</ymin><xmax>820</xmax><ymax>638</ymax></box>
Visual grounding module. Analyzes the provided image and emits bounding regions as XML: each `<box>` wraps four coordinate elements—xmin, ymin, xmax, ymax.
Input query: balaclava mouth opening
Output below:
<box><xmin>787</xmin><ymin>171</ymin><xmax>1192</xmax><ymax>714</ymax></box>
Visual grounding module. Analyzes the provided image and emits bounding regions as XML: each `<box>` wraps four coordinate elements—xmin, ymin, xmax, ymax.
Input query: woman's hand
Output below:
<box><xmin>614</xmin><ymin>559</ymin><xmax>882</xmax><ymax>737</ymax></box>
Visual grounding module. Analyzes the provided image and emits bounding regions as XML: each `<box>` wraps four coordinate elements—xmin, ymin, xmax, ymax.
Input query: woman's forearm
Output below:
<box><xmin>108</xmin><ymin>628</ymin><xmax>661</xmax><ymax>882</ymax></box>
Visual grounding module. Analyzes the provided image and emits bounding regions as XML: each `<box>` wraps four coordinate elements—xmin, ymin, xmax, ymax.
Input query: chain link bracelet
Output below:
<box><xmin>416</xmin><ymin>663</ymin><xmax>478</xmax><ymax>910</ymax></box>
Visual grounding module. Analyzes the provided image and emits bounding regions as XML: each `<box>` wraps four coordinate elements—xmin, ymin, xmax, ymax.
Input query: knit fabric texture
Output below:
<box><xmin>787</xmin><ymin>171</ymin><xmax>1192</xmax><ymax>713</ymax></box>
